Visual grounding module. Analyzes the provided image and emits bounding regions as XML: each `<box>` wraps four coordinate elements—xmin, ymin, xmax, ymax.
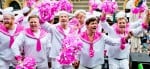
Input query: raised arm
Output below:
<box><xmin>41</xmin><ymin>21</ymin><xmax>55</xmax><ymax>33</ymax></box>
<box><xmin>130</xmin><ymin>10</ymin><xmax>150</xmax><ymax>36</ymax></box>
<box><xmin>100</xmin><ymin>13</ymin><xmax>114</xmax><ymax>34</ymax></box>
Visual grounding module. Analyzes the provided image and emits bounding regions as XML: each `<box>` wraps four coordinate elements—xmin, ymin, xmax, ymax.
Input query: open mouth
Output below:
<box><xmin>119</xmin><ymin>26</ymin><xmax>126</xmax><ymax>28</ymax></box>
<box><xmin>92</xmin><ymin>27</ymin><xmax>97</xmax><ymax>30</ymax></box>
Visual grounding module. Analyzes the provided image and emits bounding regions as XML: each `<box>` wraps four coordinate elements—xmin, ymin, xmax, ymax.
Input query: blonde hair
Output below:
<box><xmin>117</xmin><ymin>17</ymin><xmax>128</xmax><ymax>23</ymax></box>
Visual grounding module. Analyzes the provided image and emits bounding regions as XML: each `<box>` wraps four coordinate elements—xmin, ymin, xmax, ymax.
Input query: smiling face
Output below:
<box><xmin>59</xmin><ymin>13</ymin><xmax>69</xmax><ymax>26</ymax></box>
<box><xmin>117</xmin><ymin>17</ymin><xmax>127</xmax><ymax>28</ymax></box>
<box><xmin>28</xmin><ymin>15</ymin><xmax>40</xmax><ymax>32</ymax></box>
<box><xmin>76</xmin><ymin>12</ymin><xmax>86</xmax><ymax>24</ymax></box>
<box><xmin>3</xmin><ymin>14</ymin><xmax>14</xmax><ymax>29</ymax></box>
<box><xmin>86</xmin><ymin>17</ymin><xmax>98</xmax><ymax>33</ymax></box>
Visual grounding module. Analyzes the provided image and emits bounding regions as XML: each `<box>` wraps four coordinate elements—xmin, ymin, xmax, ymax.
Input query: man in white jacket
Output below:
<box><xmin>100</xmin><ymin>10</ymin><xmax>149</xmax><ymax>69</ymax></box>
<box><xmin>0</xmin><ymin>7</ymin><xmax>24</xmax><ymax>69</ymax></box>
<box><xmin>41</xmin><ymin>11</ymin><xmax>74</xmax><ymax>69</ymax></box>
<box><xmin>77</xmin><ymin>16</ymin><xmax>129</xmax><ymax>69</ymax></box>
<box><xmin>11</xmin><ymin>15</ymin><xmax>51</xmax><ymax>69</ymax></box>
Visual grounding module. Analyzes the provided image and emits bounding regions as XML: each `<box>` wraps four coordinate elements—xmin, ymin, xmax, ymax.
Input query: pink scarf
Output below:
<box><xmin>113</xmin><ymin>24</ymin><xmax>129</xmax><ymax>50</ymax></box>
<box><xmin>56</xmin><ymin>25</ymin><xmax>74</xmax><ymax>38</ymax></box>
<box><xmin>0</xmin><ymin>24</ymin><xmax>24</xmax><ymax>48</ymax></box>
<box><xmin>25</xmin><ymin>28</ymin><xmax>47</xmax><ymax>52</ymax></box>
<box><xmin>80</xmin><ymin>31</ymin><xmax>102</xmax><ymax>57</ymax></box>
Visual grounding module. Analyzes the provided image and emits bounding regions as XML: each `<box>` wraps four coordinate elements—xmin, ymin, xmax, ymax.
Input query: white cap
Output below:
<box><xmin>74</xmin><ymin>9</ymin><xmax>86</xmax><ymax>16</ymax></box>
<box><xmin>13</xmin><ymin>10</ymin><xmax>23</xmax><ymax>16</ymax></box>
<box><xmin>55</xmin><ymin>11</ymin><xmax>74</xmax><ymax>18</ymax></box>
<box><xmin>0</xmin><ymin>15</ymin><xmax>3</xmax><ymax>21</ymax></box>
<box><xmin>22</xmin><ymin>7</ymin><xmax>30</xmax><ymax>14</ymax></box>
<box><xmin>106</xmin><ymin>15</ymin><xmax>113</xmax><ymax>21</ymax></box>
<box><xmin>86</xmin><ymin>11</ymin><xmax>101</xmax><ymax>18</ymax></box>
<box><xmin>92</xmin><ymin>11</ymin><xmax>102</xmax><ymax>17</ymax></box>
<box><xmin>2</xmin><ymin>7</ymin><xmax>14</xmax><ymax>15</ymax></box>
<box><xmin>116</xmin><ymin>11</ymin><xmax>126</xmax><ymax>19</ymax></box>
<box><xmin>30</xmin><ymin>8</ymin><xmax>39</xmax><ymax>16</ymax></box>
<box><xmin>0</xmin><ymin>8</ymin><xmax>2</xmax><ymax>14</ymax></box>
<box><xmin>85</xmin><ymin>14</ymin><xmax>97</xmax><ymax>21</ymax></box>
<box><xmin>14</xmin><ymin>13</ymin><xmax>24</xmax><ymax>20</ymax></box>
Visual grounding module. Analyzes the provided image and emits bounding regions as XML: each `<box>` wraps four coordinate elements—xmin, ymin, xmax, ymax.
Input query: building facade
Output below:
<box><xmin>0</xmin><ymin>0</ymin><xmax>24</xmax><ymax>10</ymax></box>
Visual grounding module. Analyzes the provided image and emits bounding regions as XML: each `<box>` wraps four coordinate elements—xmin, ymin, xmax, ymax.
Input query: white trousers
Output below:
<box><xmin>51</xmin><ymin>58</ymin><xmax>73</xmax><ymax>69</ymax></box>
<box><xmin>109</xmin><ymin>58</ymin><xmax>129</xmax><ymax>69</ymax></box>
<box><xmin>79</xmin><ymin>64</ymin><xmax>102</xmax><ymax>69</ymax></box>
<box><xmin>0</xmin><ymin>59</ymin><xmax>11</xmax><ymax>69</ymax></box>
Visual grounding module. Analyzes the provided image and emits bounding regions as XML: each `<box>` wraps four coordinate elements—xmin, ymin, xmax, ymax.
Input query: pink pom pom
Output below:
<box><xmin>38</xmin><ymin>1</ymin><xmax>59</xmax><ymax>22</ymax></box>
<box><xmin>26</xmin><ymin>0</ymin><xmax>36</xmax><ymax>7</ymax></box>
<box><xmin>89</xmin><ymin>0</ymin><xmax>99</xmax><ymax>12</ymax></box>
<box><xmin>58</xmin><ymin>0</ymin><xmax>73</xmax><ymax>12</ymax></box>
<box><xmin>23</xmin><ymin>57</ymin><xmax>36</xmax><ymax>69</ymax></box>
<box><xmin>132</xmin><ymin>3</ymin><xmax>147</xmax><ymax>14</ymax></box>
<box><xmin>101</xmin><ymin>1</ymin><xmax>118</xmax><ymax>14</ymax></box>
<box><xmin>57</xmin><ymin>35</ymin><xmax>83</xmax><ymax>65</ymax></box>
<box><xmin>15</xmin><ymin>57</ymin><xmax>36</xmax><ymax>69</ymax></box>
<box><xmin>132</xmin><ymin>7</ymin><xmax>140</xmax><ymax>14</ymax></box>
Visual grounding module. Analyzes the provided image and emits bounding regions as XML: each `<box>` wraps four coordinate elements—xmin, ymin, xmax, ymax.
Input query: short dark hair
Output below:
<box><xmin>85</xmin><ymin>17</ymin><xmax>98</xmax><ymax>25</ymax></box>
<box><xmin>28</xmin><ymin>15</ymin><xmax>39</xmax><ymax>21</ymax></box>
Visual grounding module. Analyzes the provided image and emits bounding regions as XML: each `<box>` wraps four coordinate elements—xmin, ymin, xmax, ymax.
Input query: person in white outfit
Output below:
<box><xmin>100</xmin><ymin>10</ymin><xmax>149</xmax><ymax>69</ymax></box>
<box><xmin>41</xmin><ymin>11</ymin><xmax>75</xmax><ymax>69</ymax></box>
<box><xmin>11</xmin><ymin>15</ymin><xmax>51</xmax><ymax>69</ymax></box>
<box><xmin>77</xmin><ymin>16</ymin><xmax>130</xmax><ymax>69</ymax></box>
<box><xmin>0</xmin><ymin>7</ymin><xmax>24</xmax><ymax>69</ymax></box>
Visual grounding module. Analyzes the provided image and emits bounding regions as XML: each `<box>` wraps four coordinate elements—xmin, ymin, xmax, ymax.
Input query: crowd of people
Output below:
<box><xmin>0</xmin><ymin>0</ymin><xmax>149</xmax><ymax>69</ymax></box>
